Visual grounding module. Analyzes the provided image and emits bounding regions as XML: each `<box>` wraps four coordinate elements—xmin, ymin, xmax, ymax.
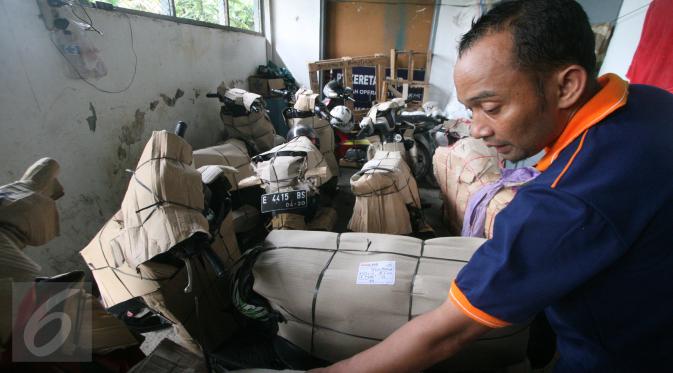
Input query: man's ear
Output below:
<box><xmin>555</xmin><ymin>65</ymin><xmax>588</xmax><ymax>110</ymax></box>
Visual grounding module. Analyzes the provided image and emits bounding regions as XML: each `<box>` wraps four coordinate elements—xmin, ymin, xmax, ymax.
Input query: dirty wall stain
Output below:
<box><xmin>86</xmin><ymin>102</ymin><xmax>97</xmax><ymax>132</ymax></box>
<box><xmin>160</xmin><ymin>88</ymin><xmax>185</xmax><ymax>107</ymax></box>
<box><xmin>150</xmin><ymin>100</ymin><xmax>159</xmax><ymax>111</ymax></box>
<box><xmin>120</xmin><ymin>109</ymin><xmax>146</xmax><ymax>146</ymax></box>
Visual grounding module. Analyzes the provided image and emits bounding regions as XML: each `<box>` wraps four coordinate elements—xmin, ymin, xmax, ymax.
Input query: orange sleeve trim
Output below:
<box><xmin>550</xmin><ymin>130</ymin><xmax>589</xmax><ymax>189</ymax></box>
<box><xmin>448</xmin><ymin>280</ymin><xmax>510</xmax><ymax>328</ymax></box>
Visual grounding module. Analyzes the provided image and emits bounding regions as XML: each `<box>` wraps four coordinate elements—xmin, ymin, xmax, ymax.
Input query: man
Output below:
<box><xmin>316</xmin><ymin>0</ymin><xmax>673</xmax><ymax>372</ymax></box>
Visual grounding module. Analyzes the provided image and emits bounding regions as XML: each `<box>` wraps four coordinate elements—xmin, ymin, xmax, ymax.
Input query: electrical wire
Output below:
<box><xmin>50</xmin><ymin>12</ymin><xmax>138</xmax><ymax>94</ymax></box>
<box><xmin>610</xmin><ymin>1</ymin><xmax>652</xmax><ymax>25</ymax></box>
<box><xmin>69</xmin><ymin>2</ymin><xmax>103</xmax><ymax>35</ymax></box>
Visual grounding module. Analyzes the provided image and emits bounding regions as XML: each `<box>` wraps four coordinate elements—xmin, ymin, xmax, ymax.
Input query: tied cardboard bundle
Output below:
<box><xmin>252</xmin><ymin>136</ymin><xmax>332</xmax><ymax>193</ymax></box>
<box><xmin>193</xmin><ymin>139</ymin><xmax>255</xmax><ymax>191</ymax></box>
<box><xmin>433</xmin><ymin>138</ymin><xmax>503</xmax><ymax>235</ymax></box>
<box><xmin>348</xmin><ymin>151</ymin><xmax>421</xmax><ymax>235</ymax></box>
<box><xmin>0</xmin><ymin>158</ymin><xmax>63</xmax><ymax>246</ymax></box>
<box><xmin>220</xmin><ymin>110</ymin><xmax>276</xmax><ymax>154</ymax></box>
<box><xmin>81</xmin><ymin>210</ymin><xmax>240</xmax><ymax>308</ymax></box>
<box><xmin>250</xmin><ymin>230</ymin><xmax>529</xmax><ymax>369</ymax></box>
<box><xmin>81</xmin><ymin>213</ymin><xmax>239</xmax><ymax>350</ymax></box>
<box><xmin>111</xmin><ymin>131</ymin><xmax>208</xmax><ymax>268</ymax></box>
<box><xmin>288</xmin><ymin>116</ymin><xmax>338</xmax><ymax>179</ymax></box>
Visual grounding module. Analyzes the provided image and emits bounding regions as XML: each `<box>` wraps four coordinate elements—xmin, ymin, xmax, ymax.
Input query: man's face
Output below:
<box><xmin>454</xmin><ymin>31</ymin><xmax>565</xmax><ymax>161</ymax></box>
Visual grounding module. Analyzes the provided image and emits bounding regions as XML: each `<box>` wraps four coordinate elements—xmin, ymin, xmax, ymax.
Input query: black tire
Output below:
<box><xmin>411</xmin><ymin>142</ymin><xmax>432</xmax><ymax>182</ymax></box>
<box><xmin>425</xmin><ymin>172</ymin><xmax>439</xmax><ymax>189</ymax></box>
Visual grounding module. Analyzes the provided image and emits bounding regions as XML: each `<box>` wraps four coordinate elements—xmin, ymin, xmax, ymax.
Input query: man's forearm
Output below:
<box><xmin>316</xmin><ymin>299</ymin><xmax>490</xmax><ymax>373</ymax></box>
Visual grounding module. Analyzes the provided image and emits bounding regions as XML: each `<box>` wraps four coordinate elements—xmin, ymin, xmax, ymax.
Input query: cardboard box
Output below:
<box><xmin>248</xmin><ymin>76</ymin><xmax>285</xmax><ymax>97</ymax></box>
<box><xmin>250</xmin><ymin>231</ymin><xmax>530</xmax><ymax>370</ymax></box>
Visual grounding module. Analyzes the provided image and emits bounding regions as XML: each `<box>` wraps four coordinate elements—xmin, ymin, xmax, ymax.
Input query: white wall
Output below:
<box><xmin>268</xmin><ymin>0</ymin><xmax>321</xmax><ymax>88</ymax></box>
<box><xmin>0</xmin><ymin>1</ymin><xmax>266</xmax><ymax>275</ymax></box>
<box><xmin>426</xmin><ymin>4</ymin><xmax>480</xmax><ymax>110</ymax></box>
<box><xmin>599</xmin><ymin>0</ymin><xmax>650</xmax><ymax>78</ymax></box>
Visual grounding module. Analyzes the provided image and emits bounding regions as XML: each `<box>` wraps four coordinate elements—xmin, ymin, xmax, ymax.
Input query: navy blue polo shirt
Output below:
<box><xmin>451</xmin><ymin>82</ymin><xmax>673</xmax><ymax>372</ymax></box>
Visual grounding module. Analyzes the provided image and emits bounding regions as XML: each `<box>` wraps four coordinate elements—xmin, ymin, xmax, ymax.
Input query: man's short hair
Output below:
<box><xmin>459</xmin><ymin>0</ymin><xmax>597</xmax><ymax>79</ymax></box>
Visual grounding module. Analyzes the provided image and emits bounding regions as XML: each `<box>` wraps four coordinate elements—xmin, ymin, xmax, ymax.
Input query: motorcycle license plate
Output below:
<box><xmin>260</xmin><ymin>190</ymin><xmax>308</xmax><ymax>213</ymax></box>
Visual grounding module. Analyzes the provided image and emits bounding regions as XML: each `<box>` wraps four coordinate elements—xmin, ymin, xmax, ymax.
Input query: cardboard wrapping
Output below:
<box><xmin>253</xmin><ymin>136</ymin><xmax>332</xmax><ymax>194</ymax></box>
<box><xmin>250</xmin><ymin>231</ymin><xmax>529</xmax><ymax>368</ymax></box>
<box><xmin>231</xmin><ymin>204</ymin><xmax>260</xmax><ymax>233</ymax></box>
<box><xmin>348</xmin><ymin>151</ymin><xmax>421</xmax><ymax>234</ymax></box>
<box><xmin>0</xmin><ymin>228</ymin><xmax>42</xmax><ymax>283</ymax></box>
<box><xmin>433</xmin><ymin>138</ymin><xmax>503</xmax><ymax>235</ymax></box>
<box><xmin>0</xmin><ymin>158</ymin><xmax>62</xmax><ymax>246</ymax></box>
<box><xmin>84</xmin><ymin>293</ymin><xmax>141</xmax><ymax>354</ymax></box>
<box><xmin>292</xmin><ymin>90</ymin><xmax>319</xmax><ymax>112</ymax></box>
<box><xmin>271</xmin><ymin>207</ymin><xmax>337</xmax><ymax>231</ymax></box>
<box><xmin>0</xmin><ymin>228</ymin><xmax>43</xmax><ymax>348</ymax></box>
<box><xmin>81</xmin><ymin>210</ymin><xmax>239</xmax><ymax>308</ymax></box>
<box><xmin>484</xmin><ymin>188</ymin><xmax>516</xmax><ymax>239</ymax></box>
<box><xmin>365</xmin><ymin>141</ymin><xmax>408</xmax><ymax>163</ymax></box>
<box><xmin>288</xmin><ymin>116</ymin><xmax>338</xmax><ymax>178</ymax></box>
<box><xmin>111</xmin><ymin>131</ymin><xmax>208</xmax><ymax>269</ymax></box>
<box><xmin>82</xmin><ymin>212</ymin><xmax>239</xmax><ymax>351</ymax></box>
<box><xmin>248</xmin><ymin>76</ymin><xmax>285</xmax><ymax>97</ymax></box>
<box><xmin>193</xmin><ymin>139</ymin><xmax>255</xmax><ymax>191</ymax></box>
<box><xmin>221</xmin><ymin>110</ymin><xmax>276</xmax><ymax>153</ymax></box>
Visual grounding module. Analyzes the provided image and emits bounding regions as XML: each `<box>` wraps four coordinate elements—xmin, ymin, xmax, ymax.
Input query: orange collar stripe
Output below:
<box><xmin>536</xmin><ymin>73</ymin><xmax>629</xmax><ymax>172</ymax></box>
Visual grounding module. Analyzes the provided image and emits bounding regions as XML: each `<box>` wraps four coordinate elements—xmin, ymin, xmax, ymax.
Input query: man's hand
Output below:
<box><xmin>310</xmin><ymin>298</ymin><xmax>490</xmax><ymax>373</ymax></box>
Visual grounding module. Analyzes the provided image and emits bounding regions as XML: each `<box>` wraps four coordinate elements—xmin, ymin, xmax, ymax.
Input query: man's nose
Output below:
<box><xmin>470</xmin><ymin>118</ymin><xmax>494</xmax><ymax>139</ymax></box>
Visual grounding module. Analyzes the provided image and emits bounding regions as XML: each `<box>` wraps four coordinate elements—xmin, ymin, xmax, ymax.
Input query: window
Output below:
<box><xmin>100</xmin><ymin>0</ymin><xmax>261</xmax><ymax>32</ymax></box>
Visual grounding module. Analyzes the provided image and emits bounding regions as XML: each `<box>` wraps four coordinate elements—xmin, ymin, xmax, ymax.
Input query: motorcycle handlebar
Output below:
<box><xmin>206</xmin><ymin>93</ymin><xmax>219</xmax><ymax>98</ymax></box>
<box><xmin>175</xmin><ymin>121</ymin><xmax>187</xmax><ymax>137</ymax></box>
<box><xmin>202</xmin><ymin>245</ymin><xmax>226</xmax><ymax>278</ymax></box>
<box><xmin>356</xmin><ymin>125</ymin><xmax>369</xmax><ymax>139</ymax></box>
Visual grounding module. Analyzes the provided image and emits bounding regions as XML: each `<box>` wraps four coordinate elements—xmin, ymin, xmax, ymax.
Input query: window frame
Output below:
<box><xmin>97</xmin><ymin>0</ymin><xmax>264</xmax><ymax>36</ymax></box>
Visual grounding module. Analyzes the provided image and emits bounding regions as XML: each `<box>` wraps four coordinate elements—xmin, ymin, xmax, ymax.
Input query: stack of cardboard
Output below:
<box><xmin>348</xmin><ymin>151</ymin><xmax>421</xmax><ymax>234</ymax></box>
<box><xmin>248</xmin><ymin>230</ymin><xmax>529</xmax><ymax>370</ymax></box>
<box><xmin>433</xmin><ymin>138</ymin><xmax>503</xmax><ymax>236</ymax></box>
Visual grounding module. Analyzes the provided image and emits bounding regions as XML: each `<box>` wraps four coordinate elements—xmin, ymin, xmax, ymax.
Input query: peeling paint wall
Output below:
<box><xmin>0</xmin><ymin>1</ymin><xmax>266</xmax><ymax>275</ymax></box>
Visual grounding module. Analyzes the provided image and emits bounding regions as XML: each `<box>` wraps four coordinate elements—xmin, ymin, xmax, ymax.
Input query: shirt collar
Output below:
<box><xmin>535</xmin><ymin>73</ymin><xmax>629</xmax><ymax>172</ymax></box>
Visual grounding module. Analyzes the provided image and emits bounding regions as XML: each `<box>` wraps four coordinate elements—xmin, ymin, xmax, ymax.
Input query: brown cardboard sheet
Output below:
<box><xmin>250</xmin><ymin>231</ymin><xmax>529</xmax><ymax>368</ymax></box>
<box><xmin>193</xmin><ymin>138</ymin><xmax>255</xmax><ymax>191</ymax></box>
<box><xmin>433</xmin><ymin>138</ymin><xmax>502</xmax><ymax>235</ymax></box>
<box><xmin>348</xmin><ymin>151</ymin><xmax>421</xmax><ymax>234</ymax></box>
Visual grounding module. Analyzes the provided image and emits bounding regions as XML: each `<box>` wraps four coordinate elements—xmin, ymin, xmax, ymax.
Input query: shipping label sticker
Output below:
<box><xmin>356</xmin><ymin>261</ymin><xmax>396</xmax><ymax>285</ymax></box>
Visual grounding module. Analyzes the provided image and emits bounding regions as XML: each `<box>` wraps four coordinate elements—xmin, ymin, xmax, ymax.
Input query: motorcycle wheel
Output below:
<box><xmin>425</xmin><ymin>171</ymin><xmax>439</xmax><ymax>188</ymax></box>
<box><xmin>411</xmin><ymin>142</ymin><xmax>431</xmax><ymax>182</ymax></box>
